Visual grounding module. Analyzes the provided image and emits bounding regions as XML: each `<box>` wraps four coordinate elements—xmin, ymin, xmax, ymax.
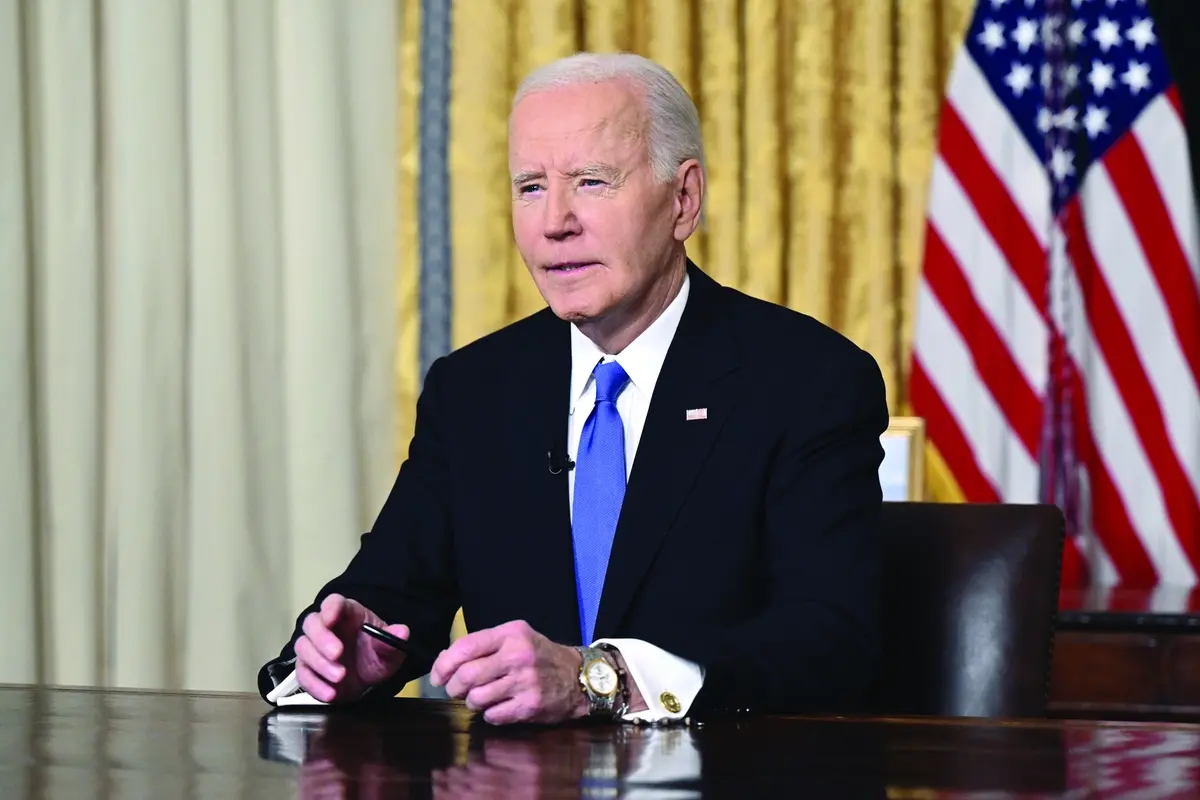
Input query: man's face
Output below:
<box><xmin>508</xmin><ymin>79</ymin><xmax>683</xmax><ymax>329</ymax></box>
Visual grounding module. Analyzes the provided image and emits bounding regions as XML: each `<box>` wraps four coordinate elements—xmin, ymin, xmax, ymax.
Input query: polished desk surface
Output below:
<box><xmin>8</xmin><ymin>686</ymin><xmax>1200</xmax><ymax>797</ymax></box>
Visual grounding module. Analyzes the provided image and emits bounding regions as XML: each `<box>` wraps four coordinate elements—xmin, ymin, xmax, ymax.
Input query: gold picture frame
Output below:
<box><xmin>880</xmin><ymin>416</ymin><xmax>926</xmax><ymax>502</ymax></box>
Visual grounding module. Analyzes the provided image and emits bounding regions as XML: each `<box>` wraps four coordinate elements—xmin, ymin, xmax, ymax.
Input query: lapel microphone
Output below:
<box><xmin>547</xmin><ymin>442</ymin><xmax>575</xmax><ymax>475</ymax></box>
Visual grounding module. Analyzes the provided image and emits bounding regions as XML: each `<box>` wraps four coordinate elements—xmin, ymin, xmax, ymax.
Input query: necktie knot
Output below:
<box><xmin>592</xmin><ymin>361</ymin><xmax>630</xmax><ymax>404</ymax></box>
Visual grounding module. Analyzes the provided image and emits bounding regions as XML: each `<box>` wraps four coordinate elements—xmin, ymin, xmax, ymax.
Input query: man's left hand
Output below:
<box><xmin>429</xmin><ymin>620</ymin><xmax>588</xmax><ymax>725</ymax></box>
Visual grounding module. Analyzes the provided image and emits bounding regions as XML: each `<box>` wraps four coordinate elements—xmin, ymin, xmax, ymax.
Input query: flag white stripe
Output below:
<box><xmin>927</xmin><ymin>156</ymin><xmax>1049</xmax><ymax>400</ymax></box>
<box><xmin>947</xmin><ymin>52</ymin><xmax>1052</xmax><ymax>249</ymax></box>
<box><xmin>913</xmin><ymin>282</ymin><xmax>1040</xmax><ymax>503</ymax></box>
<box><xmin>1079</xmin><ymin>165</ymin><xmax>1200</xmax><ymax>501</ymax></box>
<box><xmin>1071</xmin><ymin>464</ymin><xmax>1119</xmax><ymax>583</ymax></box>
<box><xmin>1055</xmin><ymin>241</ymin><xmax>1198</xmax><ymax>585</ymax></box>
<box><xmin>1133</xmin><ymin>95</ymin><xmax>1200</xmax><ymax>279</ymax></box>
<box><xmin>1085</xmin><ymin>530</ymin><xmax>1120</xmax><ymax>586</ymax></box>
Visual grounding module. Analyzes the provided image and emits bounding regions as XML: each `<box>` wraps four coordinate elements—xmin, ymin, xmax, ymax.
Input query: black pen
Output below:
<box><xmin>360</xmin><ymin>622</ymin><xmax>432</xmax><ymax>663</ymax></box>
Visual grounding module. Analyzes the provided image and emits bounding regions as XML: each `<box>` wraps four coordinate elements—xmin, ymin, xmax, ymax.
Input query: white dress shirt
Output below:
<box><xmin>569</xmin><ymin>273</ymin><xmax>705</xmax><ymax>723</ymax></box>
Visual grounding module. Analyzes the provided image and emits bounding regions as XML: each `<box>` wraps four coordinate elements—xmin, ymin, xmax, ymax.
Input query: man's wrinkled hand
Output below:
<box><xmin>294</xmin><ymin>593</ymin><xmax>411</xmax><ymax>704</ymax></box>
<box><xmin>428</xmin><ymin>620</ymin><xmax>588</xmax><ymax>725</ymax></box>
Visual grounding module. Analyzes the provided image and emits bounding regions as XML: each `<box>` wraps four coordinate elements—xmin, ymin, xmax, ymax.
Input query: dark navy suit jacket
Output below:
<box><xmin>258</xmin><ymin>262</ymin><xmax>889</xmax><ymax>717</ymax></box>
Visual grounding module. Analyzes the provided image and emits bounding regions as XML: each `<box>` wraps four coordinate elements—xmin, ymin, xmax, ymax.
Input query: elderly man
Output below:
<box><xmin>259</xmin><ymin>51</ymin><xmax>888</xmax><ymax>725</ymax></box>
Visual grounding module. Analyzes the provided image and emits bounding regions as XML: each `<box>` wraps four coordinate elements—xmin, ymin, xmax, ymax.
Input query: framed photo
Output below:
<box><xmin>880</xmin><ymin>416</ymin><xmax>926</xmax><ymax>502</ymax></box>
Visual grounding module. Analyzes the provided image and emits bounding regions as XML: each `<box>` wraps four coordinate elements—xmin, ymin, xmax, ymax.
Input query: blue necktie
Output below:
<box><xmin>572</xmin><ymin>360</ymin><xmax>631</xmax><ymax>644</ymax></box>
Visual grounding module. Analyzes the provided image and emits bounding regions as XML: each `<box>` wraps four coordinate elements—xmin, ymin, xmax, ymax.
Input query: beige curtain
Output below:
<box><xmin>441</xmin><ymin>0</ymin><xmax>977</xmax><ymax>501</ymax></box>
<box><xmin>0</xmin><ymin>0</ymin><xmax>399</xmax><ymax>693</ymax></box>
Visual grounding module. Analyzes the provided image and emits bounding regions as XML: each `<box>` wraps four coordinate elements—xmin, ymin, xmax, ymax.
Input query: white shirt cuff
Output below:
<box><xmin>592</xmin><ymin>638</ymin><xmax>704</xmax><ymax>722</ymax></box>
<box><xmin>266</xmin><ymin>667</ymin><xmax>329</xmax><ymax>706</ymax></box>
<box><xmin>264</xmin><ymin>663</ymin><xmax>376</xmax><ymax>706</ymax></box>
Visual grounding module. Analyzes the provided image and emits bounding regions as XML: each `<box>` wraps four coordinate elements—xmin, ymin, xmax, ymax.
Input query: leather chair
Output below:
<box><xmin>866</xmin><ymin>502</ymin><xmax>1065</xmax><ymax>719</ymax></box>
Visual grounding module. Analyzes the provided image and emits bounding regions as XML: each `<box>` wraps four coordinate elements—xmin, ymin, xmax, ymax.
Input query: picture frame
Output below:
<box><xmin>880</xmin><ymin>416</ymin><xmax>926</xmax><ymax>502</ymax></box>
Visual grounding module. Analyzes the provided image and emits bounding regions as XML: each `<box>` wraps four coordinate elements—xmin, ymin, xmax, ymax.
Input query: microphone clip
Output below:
<box><xmin>547</xmin><ymin>448</ymin><xmax>575</xmax><ymax>475</ymax></box>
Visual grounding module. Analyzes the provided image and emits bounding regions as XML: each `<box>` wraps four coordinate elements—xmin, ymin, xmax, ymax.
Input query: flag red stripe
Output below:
<box><xmin>1059</xmin><ymin>532</ymin><xmax>1088</xmax><ymax>588</ymax></box>
<box><xmin>1064</xmin><ymin>199</ymin><xmax>1200</xmax><ymax>577</ymax></box>
<box><xmin>1167</xmin><ymin>84</ymin><xmax>1184</xmax><ymax>119</ymax></box>
<box><xmin>922</xmin><ymin>225</ymin><xmax>1042</xmax><ymax>456</ymax></box>
<box><xmin>937</xmin><ymin>103</ymin><xmax>1047</xmax><ymax>312</ymax></box>
<box><xmin>1102</xmin><ymin>134</ymin><xmax>1200</xmax><ymax>397</ymax></box>
<box><xmin>909</xmin><ymin>356</ymin><xmax>1000</xmax><ymax>503</ymax></box>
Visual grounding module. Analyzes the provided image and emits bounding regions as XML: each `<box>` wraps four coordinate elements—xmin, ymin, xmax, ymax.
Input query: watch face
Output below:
<box><xmin>585</xmin><ymin>660</ymin><xmax>618</xmax><ymax>695</ymax></box>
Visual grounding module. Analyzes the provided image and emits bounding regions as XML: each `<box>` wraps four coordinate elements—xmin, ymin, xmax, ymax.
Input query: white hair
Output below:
<box><xmin>512</xmin><ymin>52</ymin><xmax>706</xmax><ymax>185</ymax></box>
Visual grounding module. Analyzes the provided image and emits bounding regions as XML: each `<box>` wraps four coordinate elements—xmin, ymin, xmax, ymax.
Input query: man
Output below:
<box><xmin>259</xmin><ymin>51</ymin><xmax>889</xmax><ymax>726</ymax></box>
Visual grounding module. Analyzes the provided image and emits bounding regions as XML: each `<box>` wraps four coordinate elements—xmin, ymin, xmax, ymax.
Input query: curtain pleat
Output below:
<box><xmin>0</xmin><ymin>0</ymin><xmax>41</xmax><ymax>685</ymax></box>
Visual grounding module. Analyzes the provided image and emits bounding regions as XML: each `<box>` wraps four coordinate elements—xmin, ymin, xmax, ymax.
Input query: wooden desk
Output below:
<box><xmin>5</xmin><ymin>685</ymin><xmax>1200</xmax><ymax>796</ymax></box>
<box><xmin>1052</xmin><ymin>585</ymin><xmax>1200</xmax><ymax>721</ymax></box>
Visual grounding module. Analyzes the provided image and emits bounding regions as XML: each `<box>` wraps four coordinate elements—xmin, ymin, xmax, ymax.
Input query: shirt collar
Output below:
<box><xmin>569</xmin><ymin>272</ymin><xmax>691</xmax><ymax>414</ymax></box>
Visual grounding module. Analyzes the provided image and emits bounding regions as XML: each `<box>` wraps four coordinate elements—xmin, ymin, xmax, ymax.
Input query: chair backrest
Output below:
<box><xmin>866</xmin><ymin>502</ymin><xmax>1064</xmax><ymax>719</ymax></box>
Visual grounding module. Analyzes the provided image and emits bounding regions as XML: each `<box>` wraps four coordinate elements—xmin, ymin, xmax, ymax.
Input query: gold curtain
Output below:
<box><xmin>396</xmin><ymin>0</ymin><xmax>421</xmax><ymax>482</ymax></box>
<box><xmin>440</xmin><ymin>0</ymin><xmax>978</xmax><ymax>501</ymax></box>
<box><xmin>395</xmin><ymin>0</ymin><xmax>423</xmax><ymax>697</ymax></box>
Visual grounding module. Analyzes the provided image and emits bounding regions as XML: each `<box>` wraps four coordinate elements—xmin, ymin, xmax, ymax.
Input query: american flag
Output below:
<box><xmin>910</xmin><ymin>0</ymin><xmax>1200</xmax><ymax>591</ymax></box>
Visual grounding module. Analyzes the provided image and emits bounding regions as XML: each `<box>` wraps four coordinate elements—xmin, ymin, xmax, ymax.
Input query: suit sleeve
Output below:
<box><xmin>256</xmin><ymin>356</ymin><xmax>460</xmax><ymax>703</ymax></box>
<box><xmin>650</xmin><ymin>345</ymin><xmax>889</xmax><ymax>717</ymax></box>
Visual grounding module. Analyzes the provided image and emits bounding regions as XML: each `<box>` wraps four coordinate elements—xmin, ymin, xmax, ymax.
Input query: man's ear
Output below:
<box><xmin>673</xmin><ymin>159</ymin><xmax>705</xmax><ymax>241</ymax></box>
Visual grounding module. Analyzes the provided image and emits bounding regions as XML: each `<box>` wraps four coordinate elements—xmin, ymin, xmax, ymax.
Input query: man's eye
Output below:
<box><xmin>580</xmin><ymin>178</ymin><xmax>605</xmax><ymax>188</ymax></box>
<box><xmin>518</xmin><ymin>184</ymin><xmax>543</xmax><ymax>195</ymax></box>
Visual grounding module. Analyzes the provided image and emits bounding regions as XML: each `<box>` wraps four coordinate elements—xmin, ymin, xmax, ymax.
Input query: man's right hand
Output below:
<box><xmin>294</xmin><ymin>593</ymin><xmax>411</xmax><ymax>703</ymax></box>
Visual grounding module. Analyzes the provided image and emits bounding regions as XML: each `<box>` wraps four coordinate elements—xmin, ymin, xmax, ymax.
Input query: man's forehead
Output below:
<box><xmin>510</xmin><ymin>95</ymin><xmax>644</xmax><ymax>167</ymax></box>
<box><xmin>512</xmin><ymin>82</ymin><xmax>644</xmax><ymax>133</ymax></box>
<box><xmin>511</xmin><ymin>118</ymin><xmax>636</xmax><ymax>150</ymax></box>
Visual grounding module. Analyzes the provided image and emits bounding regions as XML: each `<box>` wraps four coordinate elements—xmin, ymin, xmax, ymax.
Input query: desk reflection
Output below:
<box><xmin>266</xmin><ymin>707</ymin><xmax>705</xmax><ymax>799</ymax></box>
<box><xmin>432</xmin><ymin>726</ymin><xmax>700</xmax><ymax>799</ymax></box>
<box><xmin>262</xmin><ymin>704</ymin><xmax>889</xmax><ymax>798</ymax></box>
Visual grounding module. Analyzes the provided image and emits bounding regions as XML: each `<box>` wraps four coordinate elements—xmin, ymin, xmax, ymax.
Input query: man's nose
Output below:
<box><xmin>543</xmin><ymin>185</ymin><xmax>581</xmax><ymax>240</ymax></box>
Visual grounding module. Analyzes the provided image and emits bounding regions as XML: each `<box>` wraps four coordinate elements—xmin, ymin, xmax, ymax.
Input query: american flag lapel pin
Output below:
<box><xmin>686</xmin><ymin>408</ymin><xmax>708</xmax><ymax>421</ymax></box>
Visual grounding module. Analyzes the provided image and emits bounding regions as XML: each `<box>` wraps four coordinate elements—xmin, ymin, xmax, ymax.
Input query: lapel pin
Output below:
<box><xmin>686</xmin><ymin>408</ymin><xmax>708</xmax><ymax>421</ymax></box>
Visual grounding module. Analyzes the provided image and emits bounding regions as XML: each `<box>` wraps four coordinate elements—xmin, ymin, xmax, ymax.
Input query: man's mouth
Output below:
<box><xmin>546</xmin><ymin>262</ymin><xmax>598</xmax><ymax>274</ymax></box>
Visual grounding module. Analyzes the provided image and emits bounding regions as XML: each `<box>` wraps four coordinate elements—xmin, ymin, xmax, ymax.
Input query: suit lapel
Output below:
<box><xmin>593</xmin><ymin>265</ymin><xmax>739</xmax><ymax>639</ymax></box>
<box><xmin>505</xmin><ymin>312</ymin><xmax>583</xmax><ymax>645</ymax></box>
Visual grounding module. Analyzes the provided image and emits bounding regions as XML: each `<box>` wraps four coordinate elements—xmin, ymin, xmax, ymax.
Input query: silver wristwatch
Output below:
<box><xmin>576</xmin><ymin>645</ymin><xmax>623</xmax><ymax>718</ymax></box>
